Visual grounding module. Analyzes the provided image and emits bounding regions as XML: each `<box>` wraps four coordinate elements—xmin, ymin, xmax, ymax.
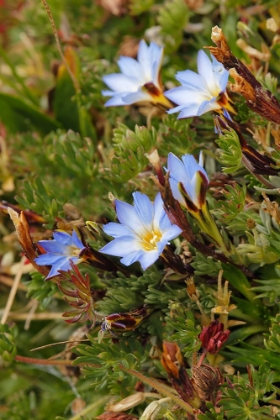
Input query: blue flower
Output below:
<box><xmin>35</xmin><ymin>230</ymin><xmax>86</xmax><ymax>280</ymax></box>
<box><xmin>165</xmin><ymin>50</ymin><xmax>233</xmax><ymax>119</ymax></box>
<box><xmin>99</xmin><ymin>192</ymin><xmax>182</xmax><ymax>270</ymax></box>
<box><xmin>102</xmin><ymin>40</ymin><xmax>172</xmax><ymax>108</ymax></box>
<box><xmin>167</xmin><ymin>152</ymin><xmax>209</xmax><ymax>212</ymax></box>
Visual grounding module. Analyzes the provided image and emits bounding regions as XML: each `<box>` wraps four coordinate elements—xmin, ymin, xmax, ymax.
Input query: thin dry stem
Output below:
<box><xmin>5</xmin><ymin>312</ymin><xmax>64</xmax><ymax>321</ymax></box>
<box><xmin>1</xmin><ymin>257</ymin><xmax>25</xmax><ymax>325</ymax></box>
<box><xmin>41</xmin><ymin>0</ymin><xmax>79</xmax><ymax>91</ymax></box>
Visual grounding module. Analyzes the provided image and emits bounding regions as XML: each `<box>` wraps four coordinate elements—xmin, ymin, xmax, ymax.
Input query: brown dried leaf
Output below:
<box><xmin>207</xmin><ymin>26</ymin><xmax>280</xmax><ymax>125</ymax></box>
<box><xmin>8</xmin><ymin>209</ymin><xmax>49</xmax><ymax>277</ymax></box>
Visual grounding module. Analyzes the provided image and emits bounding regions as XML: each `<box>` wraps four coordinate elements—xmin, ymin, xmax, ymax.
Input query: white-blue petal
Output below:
<box><xmin>166</xmin><ymin>88</ymin><xmax>211</xmax><ymax>116</ymax></box>
<box><xmin>167</xmin><ymin>153</ymin><xmax>188</xmax><ymax>182</ymax></box>
<box><xmin>35</xmin><ymin>253</ymin><xmax>64</xmax><ymax>265</ymax></box>
<box><xmin>169</xmin><ymin>177</ymin><xmax>184</xmax><ymax>205</ymax></box>
<box><xmin>197</xmin><ymin>98</ymin><xmax>220</xmax><ymax>115</ymax></box>
<box><xmin>133</xmin><ymin>192</ymin><xmax>154</xmax><ymax>226</ymax></box>
<box><xmin>117</xmin><ymin>56</ymin><xmax>143</xmax><ymax>81</ymax></box>
<box><xmin>138</xmin><ymin>250</ymin><xmax>160</xmax><ymax>270</ymax></box>
<box><xmin>120</xmin><ymin>250</ymin><xmax>144</xmax><ymax>267</ymax></box>
<box><xmin>138</xmin><ymin>40</ymin><xmax>153</xmax><ymax>81</ymax></box>
<box><xmin>197</xmin><ymin>50</ymin><xmax>215</xmax><ymax>86</ymax></box>
<box><xmin>104</xmin><ymin>95</ymin><xmax>127</xmax><ymax>107</ymax></box>
<box><xmin>161</xmin><ymin>225</ymin><xmax>182</xmax><ymax>242</ymax></box>
<box><xmin>177</xmin><ymin>104</ymin><xmax>201</xmax><ymax>118</ymax></box>
<box><xmin>37</xmin><ymin>240</ymin><xmax>66</xmax><ymax>254</ymax></box>
<box><xmin>103</xmin><ymin>222</ymin><xmax>135</xmax><ymax>238</ymax></box>
<box><xmin>100</xmin><ymin>236</ymin><xmax>142</xmax><ymax>257</ymax></box>
<box><xmin>153</xmin><ymin>193</ymin><xmax>166</xmax><ymax>231</ymax></box>
<box><xmin>103</xmin><ymin>74</ymin><xmax>138</xmax><ymax>93</ymax></box>
<box><xmin>72</xmin><ymin>230</ymin><xmax>85</xmax><ymax>249</ymax></box>
<box><xmin>53</xmin><ymin>231</ymin><xmax>72</xmax><ymax>246</ymax></box>
<box><xmin>115</xmin><ymin>200</ymin><xmax>145</xmax><ymax>236</ymax></box>
<box><xmin>176</xmin><ymin>70</ymin><xmax>208</xmax><ymax>92</ymax></box>
<box><xmin>122</xmin><ymin>90</ymin><xmax>151</xmax><ymax>105</ymax></box>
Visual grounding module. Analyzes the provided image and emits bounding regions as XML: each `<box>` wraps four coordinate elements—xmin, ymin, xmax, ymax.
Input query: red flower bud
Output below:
<box><xmin>199</xmin><ymin>320</ymin><xmax>230</xmax><ymax>354</ymax></box>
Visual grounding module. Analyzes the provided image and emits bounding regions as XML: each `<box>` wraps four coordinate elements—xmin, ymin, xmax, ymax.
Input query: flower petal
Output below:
<box><xmin>120</xmin><ymin>250</ymin><xmax>144</xmax><ymax>267</ymax></box>
<box><xmin>197</xmin><ymin>50</ymin><xmax>219</xmax><ymax>95</ymax></box>
<box><xmin>138</xmin><ymin>249</ymin><xmax>160</xmax><ymax>270</ymax></box>
<box><xmin>115</xmin><ymin>200</ymin><xmax>146</xmax><ymax>236</ymax></box>
<box><xmin>122</xmin><ymin>90</ymin><xmax>151</xmax><ymax>105</ymax></box>
<box><xmin>99</xmin><ymin>236</ymin><xmax>143</xmax><ymax>257</ymax></box>
<box><xmin>133</xmin><ymin>192</ymin><xmax>154</xmax><ymax>226</ymax></box>
<box><xmin>167</xmin><ymin>152</ymin><xmax>188</xmax><ymax>183</ymax></box>
<box><xmin>161</xmin><ymin>224</ymin><xmax>182</xmax><ymax>242</ymax></box>
<box><xmin>103</xmin><ymin>222</ymin><xmax>135</xmax><ymax>238</ymax></box>
<box><xmin>103</xmin><ymin>94</ymin><xmax>127</xmax><ymax>107</ymax></box>
<box><xmin>35</xmin><ymin>253</ymin><xmax>65</xmax><ymax>265</ymax></box>
<box><xmin>103</xmin><ymin>74</ymin><xmax>138</xmax><ymax>93</ymax></box>
<box><xmin>175</xmin><ymin>70</ymin><xmax>208</xmax><ymax>92</ymax></box>
<box><xmin>117</xmin><ymin>56</ymin><xmax>143</xmax><ymax>82</ymax></box>
<box><xmin>153</xmin><ymin>193</ymin><xmax>167</xmax><ymax>231</ymax></box>
<box><xmin>37</xmin><ymin>240</ymin><xmax>66</xmax><ymax>254</ymax></box>
<box><xmin>53</xmin><ymin>231</ymin><xmax>73</xmax><ymax>246</ymax></box>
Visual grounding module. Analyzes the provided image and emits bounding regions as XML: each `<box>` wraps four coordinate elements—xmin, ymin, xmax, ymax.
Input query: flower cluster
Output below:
<box><xmin>102</xmin><ymin>41</ymin><xmax>233</xmax><ymax>120</ymax></box>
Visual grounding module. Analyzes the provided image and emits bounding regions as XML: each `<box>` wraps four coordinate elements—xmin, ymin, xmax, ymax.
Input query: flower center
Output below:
<box><xmin>66</xmin><ymin>245</ymin><xmax>81</xmax><ymax>257</ymax></box>
<box><xmin>142</xmin><ymin>230</ymin><xmax>162</xmax><ymax>251</ymax></box>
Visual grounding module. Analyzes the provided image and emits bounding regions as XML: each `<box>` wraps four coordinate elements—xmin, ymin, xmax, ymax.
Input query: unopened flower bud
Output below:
<box><xmin>199</xmin><ymin>320</ymin><xmax>230</xmax><ymax>354</ymax></box>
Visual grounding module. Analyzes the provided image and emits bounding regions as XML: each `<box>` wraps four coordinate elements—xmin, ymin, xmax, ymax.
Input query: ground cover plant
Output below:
<box><xmin>1</xmin><ymin>0</ymin><xmax>280</xmax><ymax>419</ymax></box>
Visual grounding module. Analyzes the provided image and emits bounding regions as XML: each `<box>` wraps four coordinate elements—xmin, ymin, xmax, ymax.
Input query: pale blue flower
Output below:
<box><xmin>165</xmin><ymin>50</ymin><xmax>233</xmax><ymax>119</ymax></box>
<box><xmin>102</xmin><ymin>40</ymin><xmax>171</xmax><ymax>108</ymax></box>
<box><xmin>167</xmin><ymin>152</ymin><xmax>209</xmax><ymax>212</ymax></box>
<box><xmin>99</xmin><ymin>192</ymin><xmax>182</xmax><ymax>270</ymax></box>
<box><xmin>35</xmin><ymin>230</ymin><xmax>86</xmax><ymax>280</ymax></box>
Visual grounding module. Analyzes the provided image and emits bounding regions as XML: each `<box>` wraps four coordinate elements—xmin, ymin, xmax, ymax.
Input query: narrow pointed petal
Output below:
<box><xmin>122</xmin><ymin>90</ymin><xmax>151</xmax><ymax>105</ymax></box>
<box><xmin>100</xmin><ymin>237</ymin><xmax>142</xmax><ymax>257</ymax></box>
<box><xmin>133</xmin><ymin>192</ymin><xmax>154</xmax><ymax>226</ymax></box>
<box><xmin>103</xmin><ymin>95</ymin><xmax>127</xmax><ymax>107</ymax></box>
<box><xmin>138</xmin><ymin>250</ymin><xmax>160</xmax><ymax>270</ymax></box>
<box><xmin>117</xmin><ymin>56</ymin><xmax>143</xmax><ymax>81</ymax></box>
<box><xmin>103</xmin><ymin>74</ymin><xmax>138</xmax><ymax>93</ymax></box>
<box><xmin>197</xmin><ymin>50</ymin><xmax>219</xmax><ymax>95</ymax></box>
<box><xmin>167</xmin><ymin>153</ymin><xmax>188</xmax><ymax>181</ymax></box>
<box><xmin>115</xmin><ymin>200</ymin><xmax>145</xmax><ymax>235</ymax></box>
<box><xmin>53</xmin><ymin>231</ymin><xmax>73</xmax><ymax>246</ymax></box>
<box><xmin>103</xmin><ymin>222</ymin><xmax>134</xmax><ymax>238</ymax></box>
<box><xmin>161</xmin><ymin>225</ymin><xmax>182</xmax><ymax>242</ymax></box>
<box><xmin>36</xmin><ymin>240</ymin><xmax>66</xmax><ymax>254</ymax></box>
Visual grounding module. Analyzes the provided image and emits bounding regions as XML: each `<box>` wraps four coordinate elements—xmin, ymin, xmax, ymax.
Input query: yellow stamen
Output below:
<box><xmin>142</xmin><ymin>230</ymin><xmax>162</xmax><ymax>251</ymax></box>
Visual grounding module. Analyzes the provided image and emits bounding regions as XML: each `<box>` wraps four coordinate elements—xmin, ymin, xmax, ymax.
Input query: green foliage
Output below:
<box><xmin>213</xmin><ymin>183</ymin><xmax>246</xmax><ymax>224</ymax></box>
<box><xmin>0</xmin><ymin>324</ymin><xmax>17</xmax><ymax>364</ymax></box>
<box><xmin>264</xmin><ymin>314</ymin><xmax>280</xmax><ymax>353</ymax></box>
<box><xmin>0</xmin><ymin>92</ymin><xmax>61</xmax><ymax>135</ymax></box>
<box><xmin>165</xmin><ymin>305</ymin><xmax>201</xmax><ymax>357</ymax></box>
<box><xmin>192</xmin><ymin>253</ymin><xmax>222</xmax><ymax>277</ymax></box>
<box><xmin>215</xmin><ymin>129</ymin><xmax>243</xmax><ymax>173</ymax></box>
<box><xmin>75</xmin><ymin>337</ymin><xmax>148</xmax><ymax>395</ymax></box>
<box><xmin>129</xmin><ymin>0</ymin><xmax>155</xmax><ymax>15</ymax></box>
<box><xmin>109</xmin><ymin>124</ymin><xmax>157</xmax><ymax>183</ymax></box>
<box><xmin>220</xmin><ymin>364</ymin><xmax>277</xmax><ymax>419</ymax></box>
<box><xmin>25</xmin><ymin>272</ymin><xmax>58</xmax><ymax>308</ymax></box>
<box><xmin>158</xmin><ymin>0</ymin><xmax>190</xmax><ymax>53</ymax></box>
<box><xmin>2</xmin><ymin>0</ymin><xmax>280</xmax><ymax>418</ymax></box>
<box><xmin>197</xmin><ymin>403</ymin><xmax>224</xmax><ymax>420</ymax></box>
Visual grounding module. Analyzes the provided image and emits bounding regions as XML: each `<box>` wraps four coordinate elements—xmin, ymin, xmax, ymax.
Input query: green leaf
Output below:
<box><xmin>0</xmin><ymin>93</ymin><xmax>61</xmax><ymax>134</ymax></box>
<box><xmin>215</xmin><ymin>128</ymin><xmax>242</xmax><ymax>174</ymax></box>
